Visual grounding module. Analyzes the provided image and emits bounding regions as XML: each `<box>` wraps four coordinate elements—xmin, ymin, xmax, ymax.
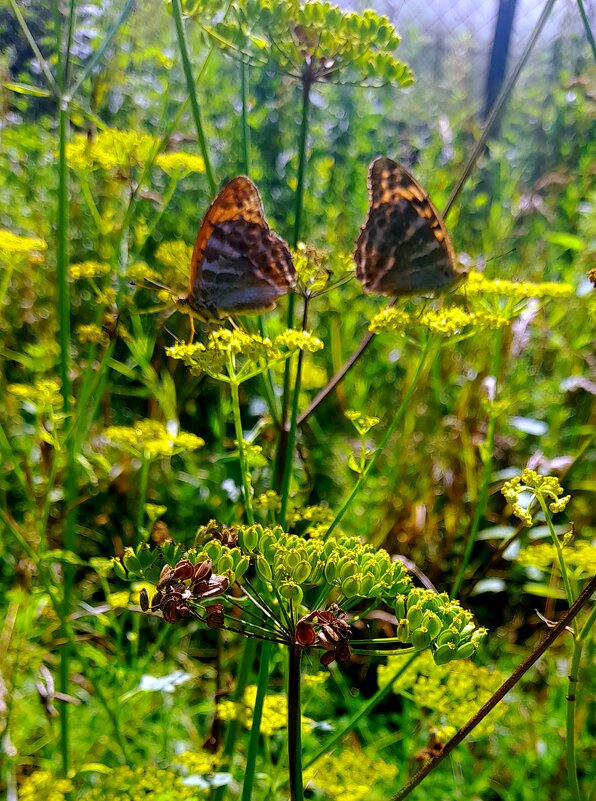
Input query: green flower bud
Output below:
<box><xmin>406</xmin><ymin>603</ymin><xmax>423</xmax><ymax>630</ymax></box>
<box><xmin>341</xmin><ymin>574</ymin><xmax>362</xmax><ymax>598</ymax></box>
<box><xmin>204</xmin><ymin>540</ymin><xmax>222</xmax><ymax>561</ymax></box>
<box><xmin>259</xmin><ymin>532</ymin><xmax>277</xmax><ymax>561</ymax></box>
<box><xmin>217</xmin><ymin>552</ymin><xmax>235</xmax><ymax>574</ymax></box>
<box><xmin>279</xmin><ymin>581</ymin><xmax>303</xmax><ymax>604</ymax></box>
<box><xmin>394</xmin><ymin>596</ymin><xmax>406</xmax><ymax>619</ymax></box>
<box><xmin>411</xmin><ymin>627</ymin><xmax>432</xmax><ymax>650</ymax></box>
<box><xmin>291</xmin><ymin>560</ymin><xmax>312</xmax><ymax>584</ymax></box>
<box><xmin>111</xmin><ymin>557</ymin><xmax>127</xmax><ymax>581</ymax></box>
<box><xmin>436</xmin><ymin>627</ymin><xmax>457</xmax><ymax>647</ymax></box>
<box><xmin>239</xmin><ymin>525</ymin><xmax>259</xmax><ymax>553</ymax></box>
<box><xmin>359</xmin><ymin>572</ymin><xmax>376</xmax><ymax>596</ymax></box>
<box><xmin>255</xmin><ymin>555</ymin><xmax>272</xmax><ymax>583</ymax></box>
<box><xmin>424</xmin><ymin>611</ymin><xmax>442</xmax><ymax>641</ymax></box>
<box><xmin>396</xmin><ymin>618</ymin><xmax>410</xmax><ymax>642</ymax></box>
<box><xmin>433</xmin><ymin>642</ymin><xmax>457</xmax><ymax>666</ymax></box>
<box><xmin>324</xmin><ymin>558</ymin><xmax>338</xmax><ymax>585</ymax></box>
<box><xmin>454</xmin><ymin>642</ymin><xmax>476</xmax><ymax>661</ymax></box>
<box><xmin>123</xmin><ymin>548</ymin><xmax>142</xmax><ymax>575</ymax></box>
<box><xmin>339</xmin><ymin>560</ymin><xmax>357</xmax><ymax>582</ymax></box>
<box><xmin>235</xmin><ymin>555</ymin><xmax>250</xmax><ymax>579</ymax></box>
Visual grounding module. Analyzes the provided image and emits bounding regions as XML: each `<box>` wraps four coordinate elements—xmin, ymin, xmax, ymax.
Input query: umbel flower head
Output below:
<box><xmin>200</xmin><ymin>0</ymin><xmax>413</xmax><ymax>88</ymax></box>
<box><xmin>119</xmin><ymin>521</ymin><xmax>486</xmax><ymax>668</ymax></box>
<box><xmin>501</xmin><ymin>469</ymin><xmax>571</xmax><ymax>526</ymax></box>
<box><xmin>104</xmin><ymin>419</ymin><xmax>204</xmax><ymax>460</ymax></box>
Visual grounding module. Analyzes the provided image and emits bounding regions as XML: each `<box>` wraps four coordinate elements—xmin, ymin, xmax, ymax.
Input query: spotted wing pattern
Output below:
<box><xmin>185</xmin><ymin>176</ymin><xmax>296</xmax><ymax>320</ymax></box>
<box><xmin>354</xmin><ymin>157</ymin><xmax>462</xmax><ymax>296</ymax></box>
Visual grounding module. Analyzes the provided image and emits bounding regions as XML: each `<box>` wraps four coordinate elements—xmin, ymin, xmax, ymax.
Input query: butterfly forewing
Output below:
<box><xmin>354</xmin><ymin>157</ymin><xmax>461</xmax><ymax>296</ymax></box>
<box><xmin>186</xmin><ymin>176</ymin><xmax>295</xmax><ymax>320</ymax></box>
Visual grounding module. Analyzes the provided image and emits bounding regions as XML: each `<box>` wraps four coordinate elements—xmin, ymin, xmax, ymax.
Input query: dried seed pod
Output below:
<box><xmin>139</xmin><ymin>588</ymin><xmax>149</xmax><ymax>612</ymax></box>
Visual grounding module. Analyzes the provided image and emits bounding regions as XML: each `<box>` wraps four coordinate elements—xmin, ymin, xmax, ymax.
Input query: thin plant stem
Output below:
<box><xmin>325</xmin><ymin>336</ymin><xmax>432</xmax><ymax>539</ymax></box>
<box><xmin>241</xmin><ymin>640</ymin><xmax>273</xmax><ymax>801</ymax></box>
<box><xmin>135</xmin><ymin>457</ymin><xmax>150</xmax><ymax>545</ymax></box>
<box><xmin>391</xmin><ymin>576</ymin><xmax>596</xmax><ymax>801</ymax></box>
<box><xmin>451</xmin><ymin>327</ymin><xmax>503</xmax><ymax>598</ymax></box>
<box><xmin>8</xmin><ymin>0</ymin><xmax>59</xmax><ymax>95</ymax></box>
<box><xmin>279</xmin><ymin>76</ymin><xmax>312</xmax><ymax>439</ymax></box>
<box><xmin>279</xmin><ymin>299</ymin><xmax>309</xmax><ymax>527</ymax></box>
<box><xmin>536</xmin><ymin>495</ymin><xmax>576</xmax><ymax>606</ymax></box>
<box><xmin>566</xmin><ymin>602</ymin><xmax>596</xmax><ymax>801</ymax></box>
<box><xmin>575</xmin><ymin>0</ymin><xmax>596</xmax><ymax>60</ymax></box>
<box><xmin>288</xmin><ymin>645</ymin><xmax>303</xmax><ymax>801</ymax></box>
<box><xmin>171</xmin><ymin>0</ymin><xmax>216</xmax><ymax>195</ymax></box>
<box><xmin>241</xmin><ymin>59</ymin><xmax>251</xmax><ymax>175</ymax></box>
<box><xmin>229</xmin><ymin>375</ymin><xmax>255</xmax><ymax>525</ymax></box>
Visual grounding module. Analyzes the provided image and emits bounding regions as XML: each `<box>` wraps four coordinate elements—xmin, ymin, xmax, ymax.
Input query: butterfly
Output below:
<box><xmin>354</xmin><ymin>157</ymin><xmax>464</xmax><ymax>296</ymax></box>
<box><xmin>177</xmin><ymin>176</ymin><xmax>296</xmax><ymax>324</ymax></box>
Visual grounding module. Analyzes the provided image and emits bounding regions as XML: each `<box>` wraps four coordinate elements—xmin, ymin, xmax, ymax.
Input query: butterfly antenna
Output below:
<box><xmin>130</xmin><ymin>277</ymin><xmax>179</xmax><ymax>296</ymax></box>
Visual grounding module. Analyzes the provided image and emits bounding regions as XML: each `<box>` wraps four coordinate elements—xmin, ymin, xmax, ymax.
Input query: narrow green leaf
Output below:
<box><xmin>4</xmin><ymin>81</ymin><xmax>52</xmax><ymax>97</ymax></box>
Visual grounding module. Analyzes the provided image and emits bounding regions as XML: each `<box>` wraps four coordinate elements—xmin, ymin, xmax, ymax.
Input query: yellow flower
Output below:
<box><xmin>8</xmin><ymin>378</ymin><xmax>63</xmax><ymax>409</ymax></box>
<box><xmin>155</xmin><ymin>240</ymin><xmax>193</xmax><ymax>270</ymax></box>
<box><xmin>518</xmin><ymin>538</ymin><xmax>596</xmax><ymax>579</ymax></box>
<box><xmin>502</xmin><ymin>469</ymin><xmax>571</xmax><ymax>525</ymax></box>
<box><xmin>461</xmin><ymin>270</ymin><xmax>574</xmax><ymax>299</ymax></box>
<box><xmin>154</xmin><ymin>152</ymin><xmax>206</xmax><ymax>176</ymax></box>
<box><xmin>254</xmin><ymin>490</ymin><xmax>282</xmax><ymax>513</ymax></box>
<box><xmin>76</xmin><ymin>324</ymin><xmax>110</xmax><ymax>346</ymax></box>
<box><xmin>66</xmin><ymin>129</ymin><xmax>159</xmax><ymax>171</ymax></box>
<box><xmin>345</xmin><ymin>409</ymin><xmax>381</xmax><ymax>436</ymax></box>
<box><xmin>0</xmin><ymin>229</ymin><xmax>47</xmax><ymax>257</ymax></box>
<box><xmin>18</xmin><ymin>771</ymin><xmax>73</xmax><ymax>801</ymax></box>
<box><xmin>104</xmin><ymin>419</ymin><xmax>204</xmax><ymax>460</ymax></box>
<box><xmin>369</xmin><ymin>305</ymin><xmax>509</xmax><ymax>335</ymax></box>
<box><xmin>69</xmin><ymin>260</ymin><xmax>111</xmax><ymax>280</ymax></box>
<box><xmin>305</xmin><ymin>749</ymin><xmax>398</xmax><ymax>800</ymax></box>
<box><xmin>274</xmin><ymin>329</ymin><xmax>324</xmax><ymax>352</ymax></box>
<box><xmin>128</xmin><ymin>261</ymin><xmax>160</xmax><ymax>283</ymax></box>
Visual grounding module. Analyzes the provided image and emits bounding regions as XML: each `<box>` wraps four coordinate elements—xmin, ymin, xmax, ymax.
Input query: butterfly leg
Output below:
<box><xmin>189</xmin><ymin>316</ymin><xmax>195</xmax><ymax>344</ymax></box>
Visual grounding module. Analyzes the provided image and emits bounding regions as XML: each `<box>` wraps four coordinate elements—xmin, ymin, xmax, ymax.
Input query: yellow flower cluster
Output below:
<box><xmin>502</xmin><ymin>469</ymin><xmax>571</xmax><ymax>526</ymax></box>
<box><xmin>154</xmin><ymin>240</ymin><xmax>193</xmax><ymax>271</ymax></box>
<box><xmin>104</xmin><ymin>419</ymin><xmax>204</xmax><ymax>459</ymax></box>
<box><xmin>378</xmin><ymin>650</ymin><xmax>505</xmax><ymax>741</ymax></box>
<box><xmin>8</xmin><ymin>378</ymin><xmax>63</xmax><ymax>409</ymax></box>
<box><xmin>128</xmin><ymin>261</ymin><xmax>160</xmax><ymax>283</ymax></box>
<box><xmin>154</xmin><ymin>152</ymin><xmax>206</xmax><ymax>176</ymax></box>
<box><xmin>293</xmin><ymin>242</ymin><xmax>331</xmax><ymax>293</ymax></box>
<box><xmin>518</xmin><ymin>538</ymin><xmax>596</xmax><ymax>579</ymax></box>
<box><xmin>66</xmin><ymin>130</ymin><xmax>158</xmax><ymax>171</ymax></box>
<box><xmin>0</xmin><ymin>229</ymin><xmax>47</xmax><ymax>256</ymax></box>
<box><xmin>254</xmin><ymin>489</ymin><xmax>282</xmax><ymax>512</ymax></box>
<box><xmin>167</xmin><ymin>329</ymin><xmax>323</xmax><ymax>380</ymax></box>
<box><xmin>81</xmin><ymin>765</ymin><xmax>199</xmax><ymax>801</ymax></box>
<box><xmin>18</xmin><ymin>771</ymin><xmax>73</xmax><ymax>801</ymax></box>
<box><xmin>175</xmin><ymin>749</ymin><xmax>221</xmax><ymax>775</ymax></box>
<box><xmin>76</xmin><ymin>323</ymin><xmax>110</xmax><ymax>346</ymax></box>
<box><xmin>69</xmin><ymin>260</ymin><xmax>111</xmax><ymax>280</ymax></box>
<box><xmin>304</xmin><ymin>749</ymin><xmax>398</xmax><ymax>801</ymax></box>
<box><xmin>345</xmin><ymin>409</ymin><xmax>381</xmax><ymax>435</ymax></box>
<box><xmin>244</xmin><ymin>684</ymin><xmax>289</xmax><ymax>736</ymax></box>
<box><xmin>462</xmin><ymin>270</ymin><xmax>574</xmax><ymax>299</ymax></box>
<box><xmin>369</xmin><ymin>305</ymin><xmax>509</xmax><ymax>335</ymax></box>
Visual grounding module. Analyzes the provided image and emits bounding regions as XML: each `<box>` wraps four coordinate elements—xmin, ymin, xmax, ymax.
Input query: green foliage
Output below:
<box><xmin>0</xmin><ymin>1</ymin><xmax>594</xmax><ymax>801</ymax></box>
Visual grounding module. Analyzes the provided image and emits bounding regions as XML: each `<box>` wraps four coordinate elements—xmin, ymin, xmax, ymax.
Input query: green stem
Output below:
<box><xmin>576</xmin><ymin>0</ymin><xmax>596</xmax><ymax>61</ymax></box>
<box><xmin>288</xmin><ymin>645</ymin><xmax>303</xmax><ymax>801</ymax></box>
<box><xmin>214</xmin><ymin>638</ymin><xmax>258</xmax><ymax>801</ymax></box>
<box><xmin>9</xmin><ymin>0</ymin><xmax>59</xmax><ymax>94</ymax></box>
<box><xmin>567</xmin><ymin>600</ymin><xmax>596</xmax><ymax>801</ymax></box>
<box><xmin>451</xmin><ymin>328</ymin><xmax>503</xmax><ymax>597</ymax></box>
<box><xmin>241</xmin><ymin>59</ymin><xmax>251</xmax><ymax>175</ymax></box>
<box><xmin>537</xmin><ymin>495</ymin><xmax>576</xmax><ymax>606</ymax></box>
<box><xmin>171</xmin><ymin>0</ymin><xmax>216</xmax><ymax>195</ymax></box>
<box><xmin>241</xmin><ymin>640</ymin><xmax>273</xmax><ymax>801</ymax></box>
<box><xmin>229</xmin><ymin>376</ymin><xmax>255</xmax><ymax>524</ymax></box>
<box><xmin>279</xmin><ymin>76</ymin><xmax>312</xmax><ymax>435</ymax></box>
<box><xmin>135</xmin><ymin>457</ymin><xmax>150</xmax><ymax>545</ymax></box>
<box><xmin>325</xmin><ymin>336</ymin><xmax>432</xmax><ymax>539</ymax></box>
<box><xmin>279</xmin><ymin>300</ymin><xmax>309</xmax><ymax>527</ymax></box>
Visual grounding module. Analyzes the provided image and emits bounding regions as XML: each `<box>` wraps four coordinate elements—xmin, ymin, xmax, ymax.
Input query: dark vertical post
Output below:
<box><xmin>484</xmin><ymin>0</ymin><xmax>519</xmax><ymax>119</ymax></box>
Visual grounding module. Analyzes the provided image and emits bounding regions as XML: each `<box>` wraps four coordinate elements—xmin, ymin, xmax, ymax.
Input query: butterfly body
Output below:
<box><xmin>181</xmin><ymin>176</ymin><xmax>296</xmax><ymax>322</ymax></box>
<box><xmin>354</xmin><ymin>157</ymin><xmax>463</xmax><ymax>296</ymax></box>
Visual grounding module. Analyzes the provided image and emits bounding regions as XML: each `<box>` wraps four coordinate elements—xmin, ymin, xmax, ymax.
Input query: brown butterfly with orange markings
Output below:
<box><xmin>177</xmin><ymin>176</ymin><xmax>296</xmax><ymax>323</ymax></box>
<box><xmin>354</xmin><ymin>157</ymin><xmax>464</xmax><ymax>296</ymax></box>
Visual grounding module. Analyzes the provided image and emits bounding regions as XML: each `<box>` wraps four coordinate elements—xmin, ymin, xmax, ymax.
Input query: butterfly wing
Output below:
<box><xmin>354</xmin><ymin>157</ymin><xmax>461</xmax><ymax>296</ymax></box>
<box><xmin>186</xmin><ymin>176</ymin><xmax>295</xmax><ymax>320</ymax></box>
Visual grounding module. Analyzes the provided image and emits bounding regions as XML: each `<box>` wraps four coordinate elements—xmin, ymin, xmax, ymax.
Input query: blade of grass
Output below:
<box><xmin>8</xmin><ymin>0</ymin><xmax>59</xmax><ymax>95</ymax></box>
<box><xmin>171</xmin><ymin>0</ymin><xmax>216</xmax><ymax>195</ymax></box>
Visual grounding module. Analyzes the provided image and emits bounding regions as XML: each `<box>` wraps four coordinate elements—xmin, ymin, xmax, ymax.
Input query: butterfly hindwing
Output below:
<box><xmin>354</xmin><ymin>157</ymin><xmax>461</xmax><ymax>296</ymax></box>
<box><xmin>186</xmin><ymin>176</ymin><xmax>295</xmax><ymax>320</ymax></box>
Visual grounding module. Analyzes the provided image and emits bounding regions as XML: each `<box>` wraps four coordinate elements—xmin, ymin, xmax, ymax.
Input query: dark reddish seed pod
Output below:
<box><xmin>172</xmin><ymin>559</ymin><xmax>195</xmax><ymax>581</ymax></box>
<box><xmin>295</xmin><ymin>622</ymin><xmax>316</xmax><ymax>646</ymax></box>
<box><xmin>157</xmin><ymin>564</ymin><xmax>175</xmax><ymax>589</ymax></box>
<box><xmin>335</xmin><ymin>642</ymin><xmax>352</xmax><ymax>664</ymax></box>
<box><xmin>206</xmin><ymin>604</ymin><xmax>225</xmax><ymax>628</ymax></box>
<box><xmin>193</xmin><ymin>560</ymin><xmax>213</xmax><ymax>583</ymax></box>
<box><xmin>139</xmin><ymin>588</ymin><xmax>149</xmax><ymax>611</ymax></box>
<box><xmin>320</xmin><ymin>651</ymin><xmax>335</xmax><ymax>667</ymax></box>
